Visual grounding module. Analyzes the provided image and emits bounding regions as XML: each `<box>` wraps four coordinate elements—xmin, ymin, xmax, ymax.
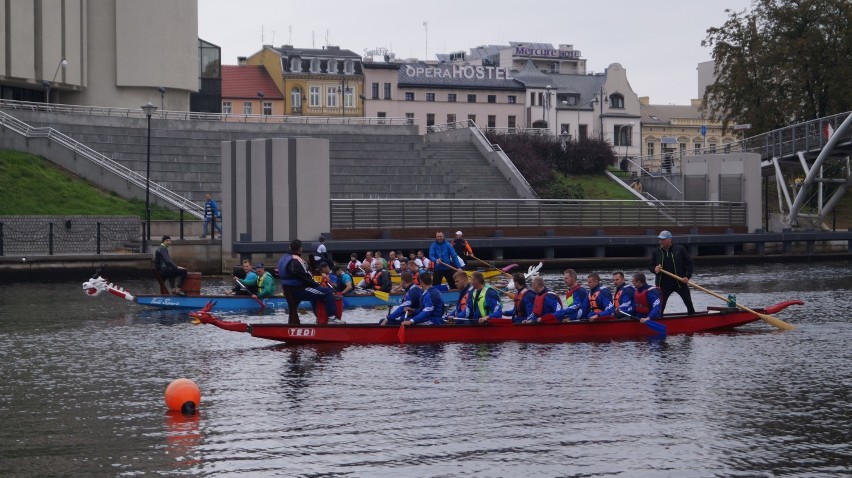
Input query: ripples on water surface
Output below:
<box><xmin>0</xmin><ymin>262</ymin><xmax>850</xmax><ymax>477</ymax></box>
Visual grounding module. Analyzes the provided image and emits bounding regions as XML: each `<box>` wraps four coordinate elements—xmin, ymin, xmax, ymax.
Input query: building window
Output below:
<box><xmin>447</xmin><ymin>113</ymin><xmax>456</xmax><ymax>123</ymax></box>
<box><xmin>344</xmin><ymin>89</ymin><xmax>354</xmax><ymax>108</ymax></box>
<box><xmin>566</xmin><ymin>95</ymin><xmax>578</xmax><ymax>106</ymax></box>
<box><xmin>488</xmin><ymin>115</ymin><xmax>496</xmax><ymax>128</ymax></box>
<box><xmin>405</xmin><ymin>92</ymin><xmax>415</xmax><ymax>101</ymax></box>
<box><xmin>508</xmin><ymin>115</ymin><xmax>516</xmax><ymax>128</ymax></box>
<box><xmin>327</xmin><ymin>87</ymin><xmax>338</xmax><ymax>108</ymax></box>
<box><xmin>530</xmin><ymin>92</ymin><xmax>536</xmax><ymax>105</ymax></box>
<box><xmin>327</xmin><ymin>59</ymin><xmax>338</xmax><ymax>74</ymax></box>
<box><xmin>426</xmin><ymin>92</ymin><xmax>435</xmax><ymax>102</ymax></box>
<box><xmin>344</xmin><ymin>59</ymin><xmax>355</xmax><ymax>74</ymax></box>
<box><xmin>610</xmin><ymin>93</ymin><xmax>625</xmax><ymax>109</ymax></box>
<box><xmin>309</xmin><ymin>86</ymin><xmax>320</xmax><ymax>107</ymax></box>
<box><xmin>647</xmin><ymin>142</ymin><xmax>655</xmax><ymax>156</ymax></box>
<box><xmin>579</xmin><ymin>125</ymin><xmax>588</xmax><ymax>139</ymax></box>
<box><xmin>222</xmin><ymin>101</ymin><xmax>232</xmax><ymax>114</ymax></box>
<box><xmin>406</xmin><ymin>113</ymin><xmax>415</xmax><ymax>125</ymax></box>
<box><xmin>243</xmin><ymin>101</ymin><xmax>253</xmax><ymax>115</ymax></box>
<box><xmin>561</xmin><ymin>124</ymin><xmax>570</xmax><ymax>135</ymax></box>
<box><xmin>467</xmin><ymin>94</ymin><xmax>477</xmax><ymax>103</ymax></box>
<box><xmin>487</xmin><ymin>95</ymin><xmax>497</xmax><ymax>104</ymax></box>
<box><xmin>537</xmin><ymin>92</ymin><xmax>543</xmax><ymax>106</ymax></box>
<box><xmin>377</xmin><ymin>111</ymin><xmax>386</xmax><ymax>124</ymax></box>
<box><xmin>468</xmin><ymin>114</ymin><xmax>476</xmax><ymax>124</ymax></box>
<box><xmin>310</xmin><ymin>58</ymin><xmax>321</xmax><ymax>73</ymax></box>
<box><xmin>426</xmin><ymin>113</ymin><xmax>435</xmax><ymax>126</ymax></box>
<box><xmin>709</xmin><ymin>143</ymin><xmax>717</xmax><ymax>153</ymax></box>
<box><xmin>371</xmin><ymin>83</ymin><xmax>379</xmax><ymax>99</ymax></box>
<box><xmin>383</xmin><ymin>83</ymin><xmax>392</xmax><ymax>99</ymax></box>
<box><xmin>694</xmin><ymin>142</ymin><xmax>701</xmax><ymax>153</ymax></box>
<box><xmin>680</xmin><ymin>143</ymin><xmax>687</xmax><ymax>154</ymax></box>
<box><xmin>448</xmin><ymin>93</ymin><xmax>457</xmax><ymax>102</ymax></box>
<box><xmin>507</xmin><ymin>95</ymin><xmax>516</xmax><ymax>104</ymax></box>
<box><xmin>290</xmin><ymin>57</ymin><xmax>301</xmax><ymax>72</ymax></box>
<box><xmin>262</xmin><ymin>102</ymin><xmax>272</xmax><ymax>115</ymax></box>
<box><xmin>291</xmin><ymin>88</ymin><xmax>301</xmax><ymax>112</ymax></box>
<box><xmin>614</xmin><ymin>125</ymin><xmax>632</xmax><ymax>146</ymax></box>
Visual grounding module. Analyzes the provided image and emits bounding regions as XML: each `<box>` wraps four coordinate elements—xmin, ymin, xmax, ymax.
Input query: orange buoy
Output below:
<box><xmin>164</xmin><ymin>378</ymin><xmax>201</xmax><ymax>415</ymax></box>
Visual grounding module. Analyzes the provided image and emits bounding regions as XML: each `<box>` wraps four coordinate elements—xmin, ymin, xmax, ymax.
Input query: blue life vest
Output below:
<box><xmin>277</xmin><ymin>253</ymin><xmax>303</xmax><ymax>287</ymax></box>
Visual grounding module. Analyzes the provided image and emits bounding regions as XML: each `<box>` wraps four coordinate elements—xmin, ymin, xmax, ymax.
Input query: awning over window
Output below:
<box><xmin>661</xmin><ymin>136</ymin><xmax>678</xmax><ymax>144</ymax></box>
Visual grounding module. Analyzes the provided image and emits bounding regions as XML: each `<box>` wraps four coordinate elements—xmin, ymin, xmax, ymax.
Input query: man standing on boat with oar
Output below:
<box><xmin>650</xmin><ymin>230</ymin><xmax>696</xmax><ymax>315</ymax></box>
<box><xmin>278</xmin><ymin>239</ymin><xmax>342</xmax><ymax>324</ymax></box>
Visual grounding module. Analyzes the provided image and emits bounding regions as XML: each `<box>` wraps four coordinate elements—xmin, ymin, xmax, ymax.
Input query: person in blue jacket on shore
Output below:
<box><xmin>402</xmin><ymin>273</ymin><xmax>445</xmax><ymax>326</ymax></box>
<box><xmin>201</xmin><ymin>193</ymin><xmax>222</xmax><ymax>239</ymax></box>
<box><xmin>632</xmin><ymin>272</ymin><xmax>662</xmax><ymax>322</ymax></box>
<box><xmin>525</xmin><ymin>276</ymin><xmax>563</xmax><ymax>323</ymax></box>
<box><xmin>457</xmin><ymin>271</ymin><xmax>502</xmax><ymax>324</ymax></box>
<box><xmin>554</xmin><ymin>269</ymin><xmax>589</xmax><ymax>322</ymax></box>
<box><xmin>381</xmin><ymin>272</ymin><xmax>422</xmax><ymax>325</ymax></box>
<box><xmin>429</xmin><ymin>231</ymin><xmax>461</xmax><ymax>289</ymax></box>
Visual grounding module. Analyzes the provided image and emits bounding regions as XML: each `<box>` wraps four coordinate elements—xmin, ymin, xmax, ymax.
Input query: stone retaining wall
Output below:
<box><xmin>0</xmin><ymin>216</ymin><xmax>140</xmax><ymax>255</ymax></box>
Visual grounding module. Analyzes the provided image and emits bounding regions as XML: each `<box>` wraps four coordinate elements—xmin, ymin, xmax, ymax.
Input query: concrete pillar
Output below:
<box><xmin>545</xmin><ymin>247</ymin><xmax>555</xmax><ymax>259</ymax></box>
<box><xmin>493</xmin><ymin>248</ymin><xmax>504</xmax><ymax>260</ymax></box>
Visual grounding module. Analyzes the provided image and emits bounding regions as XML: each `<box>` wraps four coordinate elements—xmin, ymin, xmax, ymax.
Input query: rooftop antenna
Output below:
<box><xmin>312</xmin><ymin>31</ymin><xmax>315</xmax><ymax>48</ymax></box>
<box><xmin>289</xmin><ymin>25</ymin><xmax>292</xmax><ymax>45</ymax></box>
<box><xmin>325</xmin><ymin>29</ymin><xmax>329</xmax><ymax>48</ymax></box>
<box><xmin>422</xmin><ymin>21</ymin><xmax>428</xmax><ymax>60</ymax></box>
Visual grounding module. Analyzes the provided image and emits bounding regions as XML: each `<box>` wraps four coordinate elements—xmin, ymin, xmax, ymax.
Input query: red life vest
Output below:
<box><xmin>348</xmin><ymin>261</ymin><xmax>358</xmax><ymax>275</ymax></box>
<box><xmin>565</xmin><ymin>284</ymin><xmax>582</xmax><ymax>306</ymax></box>
<box><xmin>614</xmin><ymin>286</ymin><xmax>624</xmax><ymax>309</ymax></box>
<box><xmin>370</xmin><ymin>271</ymin><xmax>384</xmax><ymax>288</ymax></box>
<box><xmin>412</xmin><ymin>269</ymin><xmax>420</xmax><ymax>285</ymax></box>
<box><xmin>532</xmin><ymin>290</ymin><xmax>562</xmax><ymax>315</ymax></box>
<box><xmin>513</xmin><ymin>288</ymin><xmax>530</xmax><ymax>317</ymax></box>
<box><xmin>635</xmin><ymin>286</ymin><xmax>657</xmax><ymax>315</ymax></box>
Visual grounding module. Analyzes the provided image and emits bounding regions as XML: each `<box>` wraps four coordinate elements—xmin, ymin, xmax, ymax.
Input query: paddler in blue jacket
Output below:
<box><xmin>502</xmin><ymin>273</ymin><xmax>535</xmax><ymax>324</ymax></box>
<box><xmin>277</xmin><ymin>239</ymin><xmax>342</xmax><ymax>324</ymax></box>
<box><xmin>429</xmin><ymin>231</ymin><xmax>461</xmax><ymax>289</ymax></box>
<box><xmin>457</xmin><ymin>271</ymin><xmax>502</xmax><ymax>324</ymax></box>
<box><xmin>381</xmin><ymin>272</ymin><xmax>422</xmax><ymax>325</ymax></box>
<box><xmin>586</xmin><ymin>272</ymin><xmax>615</xmax><ymax>321</ymax></box>
<box><xmin>612</xmin><ymin>271</ymin><xmax>635</xmax><ymax>318</ymax></box>
<box><xmin>524</xmin><ymin>276</ymin><xmax>563</xmax><ymax>322</ymax></box>
<box><xmin>632</xmin><ymin>272</ymin><xmax>662</xmax><ymax>322</ymax></box>
<box><xmin>402</xmin><ymin>272</ymin><xmax>445</xmax><ymax>326</ymax></box>
<box><xmin>554</xmin><ymin>268</ymin><xmax>589</xmax><ymax>322</ymax></box>
<box><xmin>446</xmin><ymin>271</ymin><xmax>473</xmax><ymax>320</ymax></box>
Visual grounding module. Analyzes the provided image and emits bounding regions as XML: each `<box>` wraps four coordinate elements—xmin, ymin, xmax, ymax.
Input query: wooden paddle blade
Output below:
<box><xmin>374</xmin><ymin>290</ymin><xmax>390</xmax><ymax>302</ymax></box>
<box><xmin>759</xmin><ymin>313</ymin><xmax>796</xmax><ymax>330</ymax></box>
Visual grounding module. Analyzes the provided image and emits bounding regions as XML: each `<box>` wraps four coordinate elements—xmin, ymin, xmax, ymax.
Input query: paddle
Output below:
<box><xmin>659</xmin><ymin>269</ymin><xmax>794</xmax><ymax>331</ymax></box>
<box><xmin>374</xmin><ymin>290</ymin><xmax>390</xmax><ymax>302</ymax></box>
<box><xmin>235</xmin><ymin>277</ymin><xmax>265</xmax><ymax>310</ymax></box>
<box><xmin>619</xmin><ymin>312</ymin><xmax>667</xmax><ymax>336</ymax></box>
<box><xmin>398</xmin><ymin>311</ymin><xmax>409</xmax><ymax>344</ymax></box>
<box><xmin>470</xmin><ymin>254</ymin><xmax>514</xmax><ymax>278</ymax></box>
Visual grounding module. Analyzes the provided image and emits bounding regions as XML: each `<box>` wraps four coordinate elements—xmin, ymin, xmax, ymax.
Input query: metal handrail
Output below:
<box><xmin>0</xmin><ymin>99</ymin><xmax>413</xmax><ymax>125</ymax></box>
<box><xmin>330</xmin><ymin>198</ymin><xmax>746</xmax><ymax>229</ymax></box>
<box><xmin>0</xmin><ymin>111</ymin><xmax>204</xmax><ymax>218</ymax></box>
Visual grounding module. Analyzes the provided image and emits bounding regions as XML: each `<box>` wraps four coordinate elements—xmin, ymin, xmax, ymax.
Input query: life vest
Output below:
<box><xmin>257</xmin><ymin>272</ymin><xmax>274</xmax><ymax>296</ymax></box>
<box><xmin>533</xmin><ymin>289</ymin><xmax>562</xmax><ymax>315</ymax></box>
<box><xmin>565</xmin><ymin>284</ymin><xmax>582</xmax><ymax>306</ymax></box>
<box><xmin>347</xmin><ymin>261</ymin><xmax>358</xmax><ymax>275</ymax></box>
<box><xmin>589</xmin><ymin>287</ymin><xmax>605</xmax><ymax>313</ymax></box>
<box><xmin>422</xmin><ymin>258</ymin><xmax>433</xmax><ymax>271</ymax></box>
<box><xmin>371</xmin><ymin>270</ymin><xmax>389</xmax><ymax>290</ymax></box>
<box><xmin>635</xmin><ymin>285</ymin><xmax>657</xmax><ymax>315</ymax></box>
<box><xmin>513</xmin><ymin>288</ymin><xmax>530</xmax><ymax>317</ymax></box>
<box><xmin>411</xmin><ymin>269</ymin><xmax>420</xmax><ymax>285</ymax></box>
<box><xmin>277</xmin><ymin>253</ymin><xmax>304</xmax><ymax>287</ymax></box>
<box><xmin>456</xmin><ymin>285</ymin><xmax>471</xmax><ymax>313</ymax></box>
<box><xmin>472</xmin><ymin>285</ymin><xmax>495</xmax><ymax>318</ymax></box>
<box><xmin>614</xmin><ymin>285</ymin><xmax>624</xmax><ymax>309</ymax></box>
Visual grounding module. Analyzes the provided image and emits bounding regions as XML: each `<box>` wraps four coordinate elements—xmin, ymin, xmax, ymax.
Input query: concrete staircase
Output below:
<box><xmin>2</xmin><ymin>109</ymin><xmax>524</xmax><ymax>203</ymax></box>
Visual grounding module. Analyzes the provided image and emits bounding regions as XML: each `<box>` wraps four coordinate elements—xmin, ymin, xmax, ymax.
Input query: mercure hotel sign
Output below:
<box><xmin>404</xmin><ymin>64</ymin><xmax>513</xmax><ymax>80</ymax></box>
<box><xmin>513</xmin><ymin>47</ymin><xmax>582</xmax><ymax>59</ymax></box>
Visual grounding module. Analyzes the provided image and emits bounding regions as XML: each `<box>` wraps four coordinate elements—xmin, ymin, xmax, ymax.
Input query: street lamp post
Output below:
<box><xmin>141</xmin><ymin>102</ymin><xmax>158</xmax><ymax>252</ymax></box>
<box><xmin>257</xmin><ymin>91</ymin><xmax>265</xmax><ymax>115</ymax></box>
<box><xmin>159</xmin><ymin>87</ymin><xmax>166</xmax><ymax>110</ymax></box>
<box><xmin>43</xmin><ymin>57</ymin><xmax>68</xmax><ymax>103</ymax></box>
<box><xmin>338</xmin><ymin>79</ymin><xmax>351</xmax><ymax>117</ymax></box>
<box><xmin>544</xmin><ymin>85</ymin><xmax>552</xmax><ymax>131</ymax></box>
<box><xmin>593</xmin><ymin>87</ymin><xmax>607</xmax><ymax>140</ymax></box>
<box><xmin>359</xmin><ymin>93</ymin><xmax>366</xmax><ymax>118</ymax></box>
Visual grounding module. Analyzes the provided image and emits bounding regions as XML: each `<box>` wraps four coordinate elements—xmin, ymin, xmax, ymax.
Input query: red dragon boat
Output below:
<box><xmin>191</xmin><ymin>300</ymin><xmax>803</xmax><ymax>345</ymax></box>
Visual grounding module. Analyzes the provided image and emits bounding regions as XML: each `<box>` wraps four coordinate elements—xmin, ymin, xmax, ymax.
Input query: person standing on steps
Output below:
<box><xmin>201</xmin><ymin>193</ymin><xmax>222</xmax><ymax>239</ymax></box>
<box><xmin>649</xmin><ymin>230</ymin><xmax>696</xmax><ymax>315</ymax></box>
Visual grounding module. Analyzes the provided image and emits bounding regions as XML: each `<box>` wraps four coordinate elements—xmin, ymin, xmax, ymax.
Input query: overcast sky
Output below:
<box><xmin>198</xmin><ymin>0</ymin><xmax>754</xmax><ymax>105</ymax></box>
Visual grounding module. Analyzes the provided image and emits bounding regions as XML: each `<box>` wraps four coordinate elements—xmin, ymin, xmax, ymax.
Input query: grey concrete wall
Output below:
<box><xmin>683</xmin><ymin>152</ymin><xmax>761</xmax><ymax>231</ymax></box>
<box><xmin>0</xmin><ymin>215</ymin><xmax>139</xmax><ymax>255</ymax></box>
<box><xmin>221</xmin><ymin>138</ymin><xmax>330</xmax><ymax>269</ymax></box>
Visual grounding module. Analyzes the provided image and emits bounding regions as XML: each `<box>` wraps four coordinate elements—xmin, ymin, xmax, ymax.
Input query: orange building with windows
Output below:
<box><xmin>221</xmin><ymin>63</ymin><xmax>284</xmax><ymax>116</ymax></box>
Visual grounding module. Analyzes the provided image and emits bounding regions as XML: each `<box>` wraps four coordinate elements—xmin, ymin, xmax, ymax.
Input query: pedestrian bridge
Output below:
<box><xmin>635</xmin><ymin>111</ymin><xmax>852</xmax><ymax>230</ymax></box>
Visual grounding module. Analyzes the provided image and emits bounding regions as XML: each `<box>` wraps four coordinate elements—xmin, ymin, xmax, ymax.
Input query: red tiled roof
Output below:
<box><xmin>221</xmin><ymin>65</ymin><xmax>283</xmax><ymax>99</ymax></box>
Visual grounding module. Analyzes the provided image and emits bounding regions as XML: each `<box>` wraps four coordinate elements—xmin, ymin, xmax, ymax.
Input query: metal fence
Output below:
<box><xmin>331</xmin><ymin>199</ymin><xmax>746</xmax><ymax>229</ymax></box>
<box><xmin>0</xmin><ymin>217</ymin><xmax>142</xmax><ymax>255</ymax></box>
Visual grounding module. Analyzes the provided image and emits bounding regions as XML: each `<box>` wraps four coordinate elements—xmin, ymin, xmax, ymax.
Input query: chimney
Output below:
<box><xmin>237</xmin><ymin>56</ymin><xmax>247</xmax><ymax>65</ymax></box>
<box><xmin>639</xmin><ymin>96</ymin><xmax>650</xmax><ymax>106</ymax></box>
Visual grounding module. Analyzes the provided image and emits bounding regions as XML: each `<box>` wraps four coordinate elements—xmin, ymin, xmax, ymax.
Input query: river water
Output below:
<box><xmin>1</xmin><ymin>262</ymin><xmax>850</xmax><ymax>477</ymax></box>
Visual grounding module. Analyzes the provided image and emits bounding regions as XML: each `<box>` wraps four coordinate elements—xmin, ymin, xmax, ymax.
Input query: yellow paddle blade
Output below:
<box><xmin>759</xmin><ymin>313</ymin><xmax>796</xmax><ymax>330</ymax></box>
<box><xmin>374</xmin><ymin>290</ymin><xmax>390</xmax><ymax>302</ymax></box>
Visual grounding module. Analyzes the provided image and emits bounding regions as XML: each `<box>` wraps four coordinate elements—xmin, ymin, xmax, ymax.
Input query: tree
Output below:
<box><xmin>702</xmin><ymin>0</ymin><xmax>852</xmax><ymax>133</ymax></box>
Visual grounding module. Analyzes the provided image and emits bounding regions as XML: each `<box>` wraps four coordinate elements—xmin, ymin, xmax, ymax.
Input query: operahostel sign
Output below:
<box><xmin>514</xmin><ymin>47</ymin><xmax>582</xmax><ymax>59</ymax></box>
<box><xmin>404</xmin><ymin>64</ymin><xmax>513</xmax><ymax>80</ymax></box>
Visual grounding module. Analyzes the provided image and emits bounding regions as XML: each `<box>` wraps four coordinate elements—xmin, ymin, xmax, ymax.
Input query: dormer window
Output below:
<box><xmin>609</xmin><ymin>93</ymin><xmax>625</xmax><ymax>109</ymax></box>
<box><xmin>290</xmin><ymin>57</ymin><xmax>301</xmax><ymax>72</ymax></box>
<box><xmin>344</xmin><ymin>59</ymin><xmax>355</xmax><ymax>74</ymax></box>
<box><xmin>310</xmin><ymin>58</ymin><xmax>321</xmax><ymax>73</ymax></box>
<box><xmin>327</xmin><ymin>59</ymin><xmax>338</xmax><ymax>74</ymax></box>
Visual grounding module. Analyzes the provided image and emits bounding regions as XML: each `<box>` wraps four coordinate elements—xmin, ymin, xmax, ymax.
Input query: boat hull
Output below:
<box><xmin>196</xmin><ymin>301</ymin><xmax>803</xmax><ymax>344</ymax></box>
<box><xmin>135</xmin><ymin>289</ymin><xmax>460</xmax><ymax>311</ymax></box>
